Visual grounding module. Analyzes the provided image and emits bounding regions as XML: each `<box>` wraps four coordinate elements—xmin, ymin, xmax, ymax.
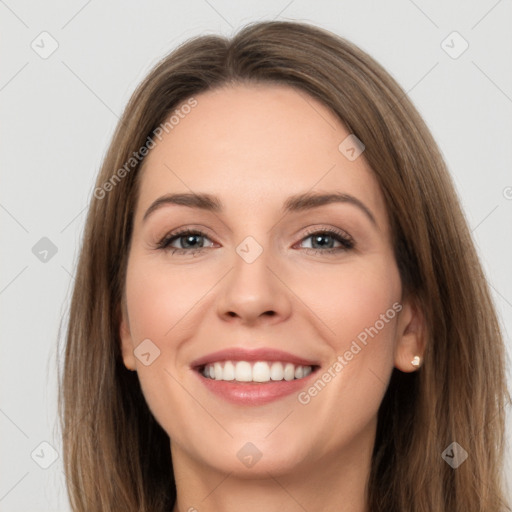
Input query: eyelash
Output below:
<box><xmin>156</xmin><ymin>227</ymin><xmax>355</xmax><ymax>256</ymax></box>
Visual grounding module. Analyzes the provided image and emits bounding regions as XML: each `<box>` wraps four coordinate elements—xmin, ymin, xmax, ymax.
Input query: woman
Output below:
<box><xmin>59</xmin><ymin>20</ymin><xmax>510</xmax><ymax>511</ymax></box>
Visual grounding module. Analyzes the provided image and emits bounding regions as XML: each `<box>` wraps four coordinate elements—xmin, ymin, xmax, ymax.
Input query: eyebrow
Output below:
<box><xmin>142</xmin><ymin>191</ymin><xmax>377</xmax><ymax>226</ymax></box>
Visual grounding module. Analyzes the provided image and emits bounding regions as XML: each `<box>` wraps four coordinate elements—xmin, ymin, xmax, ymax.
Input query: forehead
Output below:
<box><xmin>136</xmin><ymin>83</ymin><xmax>388</xmax><ymax>230</ymax></box>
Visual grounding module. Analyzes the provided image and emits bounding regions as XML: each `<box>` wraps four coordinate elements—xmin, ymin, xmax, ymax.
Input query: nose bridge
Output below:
<box><xmin>215</xmin><ymin>231</ymin><xmax>292</xmax><ymax>323</ymax></box>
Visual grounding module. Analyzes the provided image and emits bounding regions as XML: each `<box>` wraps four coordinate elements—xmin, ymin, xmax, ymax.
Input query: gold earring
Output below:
<box><xmin>411</xmin><ymin>355</ymin><xmax>421</xmax><ymax>368</ymax></box>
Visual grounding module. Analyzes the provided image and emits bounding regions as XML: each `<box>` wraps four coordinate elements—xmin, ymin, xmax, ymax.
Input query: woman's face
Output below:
<box><xmin>120</xmin><ymin>83</ymin><xmax>421</xmax><ymax>478</ymax></box>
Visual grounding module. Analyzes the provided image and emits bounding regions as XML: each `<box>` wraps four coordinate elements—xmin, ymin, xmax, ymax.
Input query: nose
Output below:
<box><xmin>215</xmin><ymin>244</ymin><xmax>292</xmax><ymax>326</ymax></box>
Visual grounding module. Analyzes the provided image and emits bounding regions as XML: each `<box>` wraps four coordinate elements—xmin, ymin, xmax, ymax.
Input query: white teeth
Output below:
<box><xmin>235</xmin><ymin>361</ymin><xmax>252</xmax><ymax>382</ymax></box>
<box><xmin>201</xmin><ymin>360</ymin><xmax>314</xmax><ymax>382</ymax></box>
<box><xmin>252</xmin><ymin>361</ymin><xmax>270</xmax><ymax>382</ymax></box>
<box><xmin>270</xmin><ymin>362</ymin><xmax>284</xmax><ymax>380</ymax></box>
<box><xmin>283</xmin><ymin>363</ymin><xmax>295</xmax><ymax>381</ymax></box>
<box><xmin>223</xmin><ymin>360</ymin><xmax>235</xmax><ymax>380</ymax></box>
<box><xmin>214</xmin><ymin>362</ymin><xmax>223</xmax><ymax>380</ymax></box>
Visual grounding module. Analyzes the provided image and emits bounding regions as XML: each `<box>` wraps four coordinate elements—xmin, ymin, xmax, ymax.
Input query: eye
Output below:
<box><xmin>296</xmin><ymin>228</ymin><xmax>355</xmax><ymax>255</ymax></box>
<box><xmin>156</xmin><ymin>226</ymin><xmax>355</xmax><ymax>256</ymax></box>
<box><xmin>156</xmin><ymin>228</ymin><xmax>215</xmax><ymax>256</ymax></box>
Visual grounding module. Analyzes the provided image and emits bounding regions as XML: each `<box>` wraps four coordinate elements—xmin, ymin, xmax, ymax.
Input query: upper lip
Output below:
<box><xmin>190</xmin><ymin>347</ymin><xmax>320</xmax><ymax>369</ymax></box>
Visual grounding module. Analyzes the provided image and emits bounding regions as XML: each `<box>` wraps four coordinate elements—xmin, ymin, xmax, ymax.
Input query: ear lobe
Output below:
<box><xmin>119</xmin><ymin>304</ymin><xmax>137</xmax><ymax>371</ymax></box>
<box><xmin>394</xmin><ymin>297</ymin><xmax>426</xmax><ymax>373</ymax></box>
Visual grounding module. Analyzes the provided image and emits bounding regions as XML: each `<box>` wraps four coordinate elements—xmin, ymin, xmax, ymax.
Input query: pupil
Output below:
<box><xmin>313</xmin><ymin>234</ymin><xmax>332</xmax><ymax>248</ymax></box>
<box><xmin>184</xmin><ymin>235</ymin><xmax>202</xmax><ymax>248</ymax></box>
<box><xmin>180</xmin><ymin>234</ymin><xmax>336</xmax><ymax>250</ymax></box>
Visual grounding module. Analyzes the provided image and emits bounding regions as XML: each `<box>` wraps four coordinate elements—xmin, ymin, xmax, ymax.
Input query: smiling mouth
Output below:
<box><xmin>198</xmin><ymin>360</ymin><xmax>320</xmax><ymax>383</ymax></box>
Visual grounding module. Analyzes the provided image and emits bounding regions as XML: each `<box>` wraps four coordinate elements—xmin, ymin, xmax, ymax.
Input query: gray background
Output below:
<box><xmin>1</xmin><ymin>0</ymin><xmax>511</xmax><ymax>510</ymax></box>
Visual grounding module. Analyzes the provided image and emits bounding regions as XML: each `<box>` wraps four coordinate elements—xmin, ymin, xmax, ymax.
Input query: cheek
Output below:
<box><xmin>124</xmin><ymin>256</ymin><xmax>208</xmax><ymax>343</ymax></box>
<box><xmin>125</xmin><ymin>249</ymin><xmax>402</xmax><ymax>361</ymax></box>
<box><xmin>292</xmin><ymin>256</ymin><xmax>402</xmax><ymax>355</ymax></box>
<box><xmin>123</xmin><ymin>257</ymin><xmax>202</xmax><ymax>435</ymax></box>
<box><xmin>290</xmin><ymin>261</ymin><xmax>402</xmax><ymax>452</ymax></box>
<box><xmin>339</xmin><ymin>266</ymin><xmax>399</xmax><ymax>347</ymax></box>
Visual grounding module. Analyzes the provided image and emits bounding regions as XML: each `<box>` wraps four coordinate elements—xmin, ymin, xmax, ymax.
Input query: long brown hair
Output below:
<box><xmin>58</xmin><ymin>20</ymin><xmax>511</xmax><ymax>511</ymax></box>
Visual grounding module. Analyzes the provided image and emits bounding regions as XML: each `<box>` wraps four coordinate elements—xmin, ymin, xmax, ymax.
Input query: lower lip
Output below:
<box><xmin>195</xmin><ymin>370</ymin><xmax>318</xmax><ymax>406</ymax></box>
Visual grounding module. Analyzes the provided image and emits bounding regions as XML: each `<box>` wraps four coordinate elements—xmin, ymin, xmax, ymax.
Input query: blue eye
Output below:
<box><xmin>156</xmin><ymin>227</ymin><xmax>355</xmax><ymax>256</ymax></box>
<box><xmin>157</xmin><ymin>229</ymin><xmax>214</xmax><ymax>255</ymax></box>
<box><xmin>297</xmin><ymin>228</ymin><xmax>354</xmax><ymax>253</ymax></box>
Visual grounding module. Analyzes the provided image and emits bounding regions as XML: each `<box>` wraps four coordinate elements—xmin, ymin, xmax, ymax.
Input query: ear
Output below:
<box><xmin>394</xmin><ymin>296</ymin><xmax>426</xmax><ymax>373</ymax></box>
<box><xmin>119</xmin><ymin>299</ymin><xmax>137</xmax><ymax>371</ymax></box>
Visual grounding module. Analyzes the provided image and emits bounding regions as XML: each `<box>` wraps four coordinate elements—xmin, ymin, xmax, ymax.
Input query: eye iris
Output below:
<box><xmin>182</xmin><ymin>234</ymin><xmax>203</xmax><ymax>248</ymax></box>
<box><xmin>162</xmin><ymin>229</ymin><xmax>350</xmax><ymax>253</ymax></box>
<box><xmin>312</xmin><ymin>234</ymin><xmax>333</xmax><ymax>249</ymax></box>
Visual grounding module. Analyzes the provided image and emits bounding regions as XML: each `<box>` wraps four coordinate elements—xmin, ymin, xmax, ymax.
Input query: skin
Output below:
<box><xmin>119</xmin><ymin>83</ymin><xmax>425</xmax><ymax>512</ymax></box>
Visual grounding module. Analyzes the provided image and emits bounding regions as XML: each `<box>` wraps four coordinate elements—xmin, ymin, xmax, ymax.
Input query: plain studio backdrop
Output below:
<box><xmin>1</xmin><ymin>1</ymin><xmax>511</xmax><ymax>510</ymax></box>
